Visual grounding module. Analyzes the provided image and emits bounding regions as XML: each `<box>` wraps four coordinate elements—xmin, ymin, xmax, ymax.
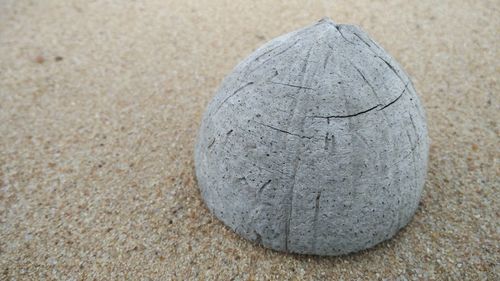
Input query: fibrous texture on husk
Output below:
<box><xmin>195</xmin><ymin>18</ymin><xmax>429</xmax><ymax>256</ymax></box>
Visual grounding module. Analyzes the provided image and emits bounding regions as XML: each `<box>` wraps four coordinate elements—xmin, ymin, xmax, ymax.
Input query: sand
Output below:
<box><xmin>0</xmin><ymin>0</ymin><xmax>498</xmax><ymax>280</ymax></box>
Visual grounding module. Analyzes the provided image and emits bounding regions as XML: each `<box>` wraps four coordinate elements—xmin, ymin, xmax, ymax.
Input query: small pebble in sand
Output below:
<box><xmin>34</xmin><ymin>55</ymin><xmax>45</xmax><ymax>64</ymax></box>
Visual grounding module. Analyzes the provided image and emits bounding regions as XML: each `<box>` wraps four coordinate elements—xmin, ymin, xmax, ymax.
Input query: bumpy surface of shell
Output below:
<box><xmin>195</xmin><ymin>18</ymin><xmax>428</xmax><ymax>256</ymax></box>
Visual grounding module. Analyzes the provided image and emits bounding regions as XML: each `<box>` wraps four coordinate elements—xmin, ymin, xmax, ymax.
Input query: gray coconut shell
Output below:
<box><xmin>194</xmin><ymin>18</ymin><xmax>429</xmax><ymax>256</ymax></box>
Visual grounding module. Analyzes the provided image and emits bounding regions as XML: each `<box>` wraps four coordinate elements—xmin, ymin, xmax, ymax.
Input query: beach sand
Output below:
<box><xmin>0</xmin><ymin>0</ymin><xmax>498</xmax><ymax>279</ymax></box>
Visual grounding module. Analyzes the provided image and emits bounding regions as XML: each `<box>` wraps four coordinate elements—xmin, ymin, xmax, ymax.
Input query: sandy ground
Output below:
<box><xmin>0</xmin><ymin>0</ymin><xmax>498</xmax><ymax>280</ymax></box>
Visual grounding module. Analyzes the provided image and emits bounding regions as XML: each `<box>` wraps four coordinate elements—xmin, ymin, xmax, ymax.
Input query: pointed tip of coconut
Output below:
<box><xmin>317</xmin><ymin>17</ymin><xmax>336</xmax><ymax>25</ymax></box>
